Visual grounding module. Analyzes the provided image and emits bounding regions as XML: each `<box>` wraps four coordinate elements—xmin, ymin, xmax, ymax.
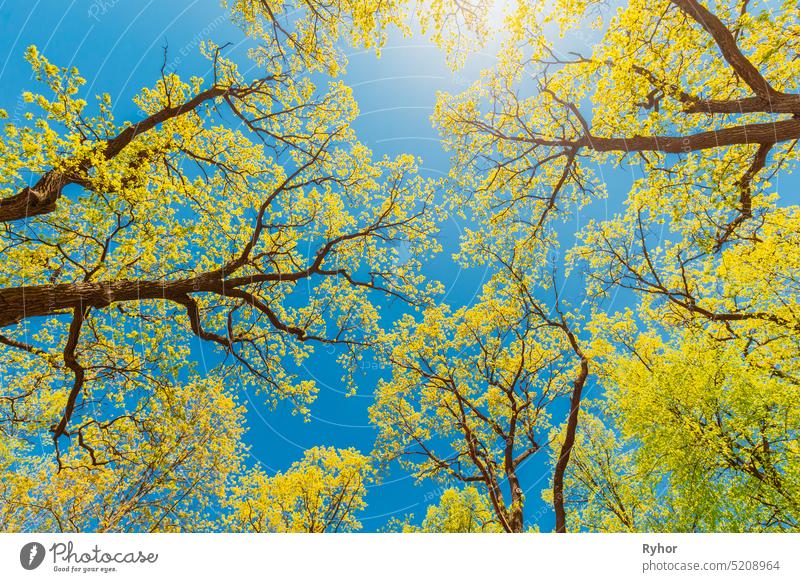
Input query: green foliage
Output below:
<box><xmin>225</xmin><ymin>447</ymin><xmax>373</xmax><ymax>532</ymax></box>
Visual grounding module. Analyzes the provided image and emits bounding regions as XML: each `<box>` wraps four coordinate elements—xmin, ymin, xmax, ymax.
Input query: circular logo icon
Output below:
<box><xmin>20</xmin><ymin>542</ymin><xmax>46</xmax><ymax>570</ymax></box>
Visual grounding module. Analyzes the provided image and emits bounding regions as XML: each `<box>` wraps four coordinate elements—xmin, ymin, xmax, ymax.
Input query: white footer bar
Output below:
<box><xmin>1</xmin><ymin>533</ymin><xmax>798</xmax><ymax>581</ymax></box>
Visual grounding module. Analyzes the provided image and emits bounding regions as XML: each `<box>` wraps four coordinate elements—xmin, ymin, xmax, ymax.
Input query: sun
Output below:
<box><xmin>486</xmin><ymin>0</ymin><xmax>519</xmax><ymax>30</ymax></box>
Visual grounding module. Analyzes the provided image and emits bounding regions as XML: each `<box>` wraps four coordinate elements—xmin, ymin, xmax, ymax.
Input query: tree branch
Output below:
<box><xmin>52</xmin><ymin>306</ymin><xmax>88</xmax><ymax>441</ymax></box>
<box><xmin>669</xmin><ymin>0</ymin><xmax>780</xmax><ymax>101</ymax></box>
<box><xmin>0</xmin><ymin>84</ymin><xmax>239</xmax><ymax>223</ymax></box>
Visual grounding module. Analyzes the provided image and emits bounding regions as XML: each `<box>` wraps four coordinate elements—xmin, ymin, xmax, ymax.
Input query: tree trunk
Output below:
<box><xmin>553</xmin><ymin>355</ymin><xmax>589</xmax><ymax>533</ymax></box>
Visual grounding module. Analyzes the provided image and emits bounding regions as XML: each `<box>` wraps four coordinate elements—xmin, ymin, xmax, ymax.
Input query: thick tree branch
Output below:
<box><xmin>0</xmin><ymin>84</ymin><xmax>241</xmax><ymax>223</ymax></box>
<box><xmin>684</xmin><ymin>95</ymin><xmax>800</xmax><ymax>115</ymax></box>
<box><xmin>714</xmin><ymin>142</ymin><xmax>772</xmax><ymax>250</ymax></box>
<box><xmin>583</xmin><ymin>118</ymin><xmax>800</xmax><ymax>153</ymax></box>
<box><xmin>552</xmin><ymin>327</ymin><xmax>589</xmax><ymax>534</ymax></box>
<box><xmin>52</xmin><ymin>306</ymin><xmax>88</xmax><ymax>441</ymax></box>
<box><xmin>629</xmin><ymin>64</ymin><xmax>800</xmax><ymax>115</ymax></box>
<box><xmin>461</xmin><ymin>113</ymin><xmax>800</xmax><ymax>155</ymax></box>
<box><xmin>669</xmin><ymin>0</ymin><xmax>780</xmax><ymax>101</ymax></box>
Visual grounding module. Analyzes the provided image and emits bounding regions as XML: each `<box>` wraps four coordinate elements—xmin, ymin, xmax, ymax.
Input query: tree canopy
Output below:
<box><xmin>1</xmin><ymin>0</ymin><xmax>798</xmax><ymax>532</ymax></box>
